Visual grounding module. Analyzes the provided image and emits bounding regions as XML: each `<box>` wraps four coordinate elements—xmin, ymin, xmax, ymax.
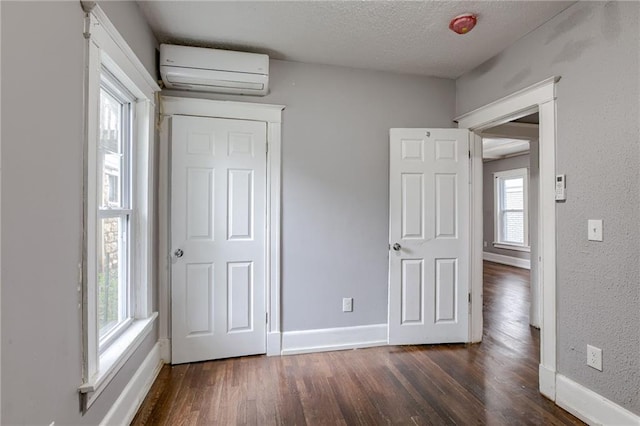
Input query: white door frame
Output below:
<box><xmin>158</xmin><ymin>96</ymin><xmax>285</xmax><ymax>360</ymax></box>
<box><xmin>456</xmin><ymin>76</ymin><xmax>560</xmax><ymax>400</ymax></box>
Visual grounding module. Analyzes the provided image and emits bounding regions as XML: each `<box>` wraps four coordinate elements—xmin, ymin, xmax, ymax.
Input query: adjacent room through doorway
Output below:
<box><xmin>480</xmin><ymin>112</ymin><xmax>540</xmax><ymax>330</ymax></box>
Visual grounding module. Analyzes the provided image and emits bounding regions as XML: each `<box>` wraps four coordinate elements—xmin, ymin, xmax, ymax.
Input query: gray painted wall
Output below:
<box><xmin>1</xmin><ymin>2</ymin><xmax>159</xmax><ymax>424</ymax></box>
<box><xmin>457</xmin><ymin>1</ymin><xmax>640</xmax><ymax>414</ymax></box>
<box><xmin>164</xmin><ymin>60</ymin><xmax>456</xmax><ymax>331</ymax></box>
<box><xmin>483</xmin><ymin>154</ymin><xmax>532</xmax><ymax>260</ymax></box>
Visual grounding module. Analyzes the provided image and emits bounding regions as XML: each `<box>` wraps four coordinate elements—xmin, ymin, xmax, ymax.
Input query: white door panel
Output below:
<box><xmin>389</xmin><ymin>128</ymin><xmax>470</xmax><ymax>345</ymax></box>
<box><xmin>171</xmin><ymin>115</ymin><xmax>266</xmax><ymax>364</ymax></box>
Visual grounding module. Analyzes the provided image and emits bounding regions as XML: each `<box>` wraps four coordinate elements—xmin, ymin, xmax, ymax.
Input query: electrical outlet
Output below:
<box><xmin>342</xmin><ymin>297</ymin><xmax>353</xmax><ymax>312</ymax></box>
<box><xmin>483</xmin><ymin>241</ymin><xmax>488</xmax><ymax>248</ymax></box>
<box><xmin>587</xmin><ymin>344</ymin><xmax>602</xmax><ymax>371</ymax></box>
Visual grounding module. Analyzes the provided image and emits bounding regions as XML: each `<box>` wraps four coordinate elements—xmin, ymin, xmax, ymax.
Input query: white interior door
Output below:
<box><xmin>171</xmin><ymin>115</ymin><xmax>266</xmax><ymax>364</ymax></box>
<box><xmin>388</xmin><ymin>128</ymin><xmax>470</xmax><ymax>345</ymax></box>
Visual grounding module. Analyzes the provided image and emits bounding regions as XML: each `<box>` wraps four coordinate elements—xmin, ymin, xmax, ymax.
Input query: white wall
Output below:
<box><xmin>1</xmin><ymin>2</ymin><xmax>159</xmax><ymax>424</ymax></box>
<box><xmin>457</xmin><ymin>1</ymin><xmax>640</xmax><ymax>414</ymax></box>
<box><xmin>164</xmin><ymin>60</ymin><xmax>456</xmax><ymax>332</ymax></box>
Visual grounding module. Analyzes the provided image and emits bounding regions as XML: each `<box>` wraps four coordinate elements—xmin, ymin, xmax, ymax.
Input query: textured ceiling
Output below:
<box><xmin>138</xmin><ymin>1</ymin><xmax>574</xmax><ymax>79</ymax></box>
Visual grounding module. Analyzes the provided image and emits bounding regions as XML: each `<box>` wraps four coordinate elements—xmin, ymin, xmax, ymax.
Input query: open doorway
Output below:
<box><xmin>458</xmin><ymin>77</ymin><xmax>559</xmax><ymax>399</ymax></box>
<box><xmin>480</xmin><ymin>113</ymin><xmax>540</xmax><ymax>329</ymax></box>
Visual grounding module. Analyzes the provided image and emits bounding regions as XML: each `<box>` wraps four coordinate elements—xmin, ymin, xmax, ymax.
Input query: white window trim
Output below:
<box><xmin>493</xmin><ymin>167</ymin><xmax>529</xmax><ymax>249</ymax></box>
<box><xmin>79</xmin><ymin>3</ymin><xmax>159</xmax><ymax>411</ymax></box>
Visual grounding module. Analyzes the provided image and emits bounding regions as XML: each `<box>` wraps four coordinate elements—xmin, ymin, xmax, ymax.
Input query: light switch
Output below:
<box><xmin>588</xmin><ymin>219</ymin><xmax>603</xmax><ymax>241</ymax></box>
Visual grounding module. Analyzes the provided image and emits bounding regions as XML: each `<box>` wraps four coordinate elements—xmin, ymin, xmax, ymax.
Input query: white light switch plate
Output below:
<box><xmin>342</xmin><ymin>297</ymin><xmax>353</xmax><ymax>312</ymax></box>
<box><xmin>588</xmin><ymin>219</ymin><xmax>603</xmax><ymax>241</ymax></box>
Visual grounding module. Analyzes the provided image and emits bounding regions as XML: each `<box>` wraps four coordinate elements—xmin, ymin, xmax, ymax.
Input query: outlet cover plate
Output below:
<box><xmin>587</xmin><ymin>344</ymin><xmax>603</xmax><ymax>371</ymax></box>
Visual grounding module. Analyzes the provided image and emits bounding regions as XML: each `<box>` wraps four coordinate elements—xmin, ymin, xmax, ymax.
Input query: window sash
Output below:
<box><xmin>96</xmin><ymin>212</ymin><xmax>132</xmax><ymax>347</ymax></box>
<box><xmin>500</xmin><ymin>210</ymin><xmax>525</xmax><ymax>245</ymax></box>
<box><xmin>100</xmin><ymin>68</ymin><xmax>134</xmax><ymax>211</ymax></box>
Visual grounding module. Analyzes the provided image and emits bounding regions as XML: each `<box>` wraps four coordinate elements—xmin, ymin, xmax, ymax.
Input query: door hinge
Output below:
<box><xmin>468</xmin><ymin>150</ymin><xmax>471</xmax><ymax>159</ymax></box>
<box><xmin>468</xmin><ymin>293</ymin><xmax>471</xmax><ymax>303</ymax></box>
<box><xmin>266</xmin><ymin>142</ymin><xmax>269</xmax><ymax>154</ymax></box>
<box><xmin>266</xmin><ymin>312</ymin><xmax>269</xmax><ymax>324</ymax></box>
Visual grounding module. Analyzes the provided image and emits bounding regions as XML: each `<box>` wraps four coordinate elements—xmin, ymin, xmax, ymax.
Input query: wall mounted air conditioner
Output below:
<box><xmin>159</xmin><ymin>44</ymin><xmax>269</xmax><ymax>96</ymax></box>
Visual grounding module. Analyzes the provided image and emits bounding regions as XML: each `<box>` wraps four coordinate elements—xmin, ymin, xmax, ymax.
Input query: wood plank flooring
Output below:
<box><xmin>132</xmin><ymin>261</ymin><xmax>583</xmax><ymax>425</ymax></box>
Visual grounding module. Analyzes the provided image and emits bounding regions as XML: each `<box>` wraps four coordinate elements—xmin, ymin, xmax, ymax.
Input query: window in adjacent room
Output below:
<box><xmin>494</xmin><ymin>168</ymin><xmax>529</xmax><ymax>249</ymax></box>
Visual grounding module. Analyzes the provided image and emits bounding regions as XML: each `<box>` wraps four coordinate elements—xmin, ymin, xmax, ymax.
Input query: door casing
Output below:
<box><xmin>456</xmin><ymin>76</ymin><xmax>560</xmax><ymax>400</ymax></box>
<box><xmin>158</xmin><ymin>96</ymin><xmax>285</xmax><ymax>360</ymax></box>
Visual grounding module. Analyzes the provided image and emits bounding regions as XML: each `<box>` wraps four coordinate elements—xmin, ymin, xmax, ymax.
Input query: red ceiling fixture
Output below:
<box><xmin>449</xmin><ymin>13</ymin><xmax>477</xmax><ymax>35</ymax></box>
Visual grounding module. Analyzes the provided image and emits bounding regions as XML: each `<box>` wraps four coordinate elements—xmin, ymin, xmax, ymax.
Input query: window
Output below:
<box><xmin>494</xmin><ymin>168</ymin><xmax>529</xmax><ymax>249</ymax></box>
<box><xmin>97</xmin><ymin>70</ymin><xmax>135</xmax><ymax>347</ymax></box>
<box><xmin>80</xmin><ymin>4</ymin><xmax>159</xmax><ymax>411</ymax></box>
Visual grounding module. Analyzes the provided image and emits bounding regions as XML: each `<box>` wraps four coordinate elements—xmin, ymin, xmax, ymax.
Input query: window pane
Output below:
<box><xmin>503</xmin><ymin>211</ymin><xmax>524</xmax><ymax>244</ymax></box>
<box><xmin>503</xmin><ymin>177</ymin><xmax>523</xmax><ymax>210</ymax></box>
<box><xmin>107</xmin><ymin>174</ymin><xmax>119</xmax><ymax>204</ymax></box>
<box><xmin>98</xmin><ymin>217</ymin><xmax>127</xmax><ymax>339</ymax></box>
<box><xmin>99</xmin><ymin>88</ymin><xmax>124</xmax><ymax>209</ymax></box>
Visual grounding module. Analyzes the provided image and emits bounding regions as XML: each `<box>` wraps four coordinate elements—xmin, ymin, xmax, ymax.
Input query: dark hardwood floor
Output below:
<box><xmin>132</xmin><ymin>261</ymin><xmax>583</xmax><ymax>425</ymax></box>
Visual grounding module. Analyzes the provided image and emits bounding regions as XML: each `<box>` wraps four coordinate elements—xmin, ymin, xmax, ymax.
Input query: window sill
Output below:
<box><xmin>493</xmin><ymin>243</ymin><xmax>530</xmax><ymax>252</ymax></box>
<box><xmin>79</xmin><ymin>312</ymin><xmax>157</xmax><ymax>407</ymax></box>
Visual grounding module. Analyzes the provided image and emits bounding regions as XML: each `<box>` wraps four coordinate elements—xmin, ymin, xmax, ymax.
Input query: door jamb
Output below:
<box><xmin>456</xmin><ymin>76</ymin><xmax>560</xmax><ymax>400</ymax></box>
<box><xmin>157</xmin><ymin>96</ymin><xmax>285</xmax><ymax>360</ymax></box>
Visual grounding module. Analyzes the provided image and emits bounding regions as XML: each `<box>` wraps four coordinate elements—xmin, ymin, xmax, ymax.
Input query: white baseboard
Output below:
<box><xmin>100</xmin><ymin>342</ymin><xmax>164</xmax><ymax>426</ymax></box>
<box><xmin>556</xmin><ymin>374</ymin><xmax>640</xmax><ymax>425</ymax></box>
<box><xmin>281</xmin><ymin>324</ymin><xmax>387</xmax><ymax>355</ymax></box>
<box><xmin>483</xmin><ymin>251</ymin><xmax>530</xmax><ymax>269</ymax></box>
<box><xmin>539</xmin><ymin>364</ymin><xmax>556</xmax><ymax>400</ymax></box>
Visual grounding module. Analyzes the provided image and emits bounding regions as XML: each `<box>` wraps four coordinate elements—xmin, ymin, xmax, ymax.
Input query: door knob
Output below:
<box><xmin>392</xmin><ymin>243</ymin><xmax>401</xmax><ymax>251</ymax></box>
<box><xmin>174</xmin><ymin>248</ymin><xmax>184</xmax><ymax>258</ymax></box>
